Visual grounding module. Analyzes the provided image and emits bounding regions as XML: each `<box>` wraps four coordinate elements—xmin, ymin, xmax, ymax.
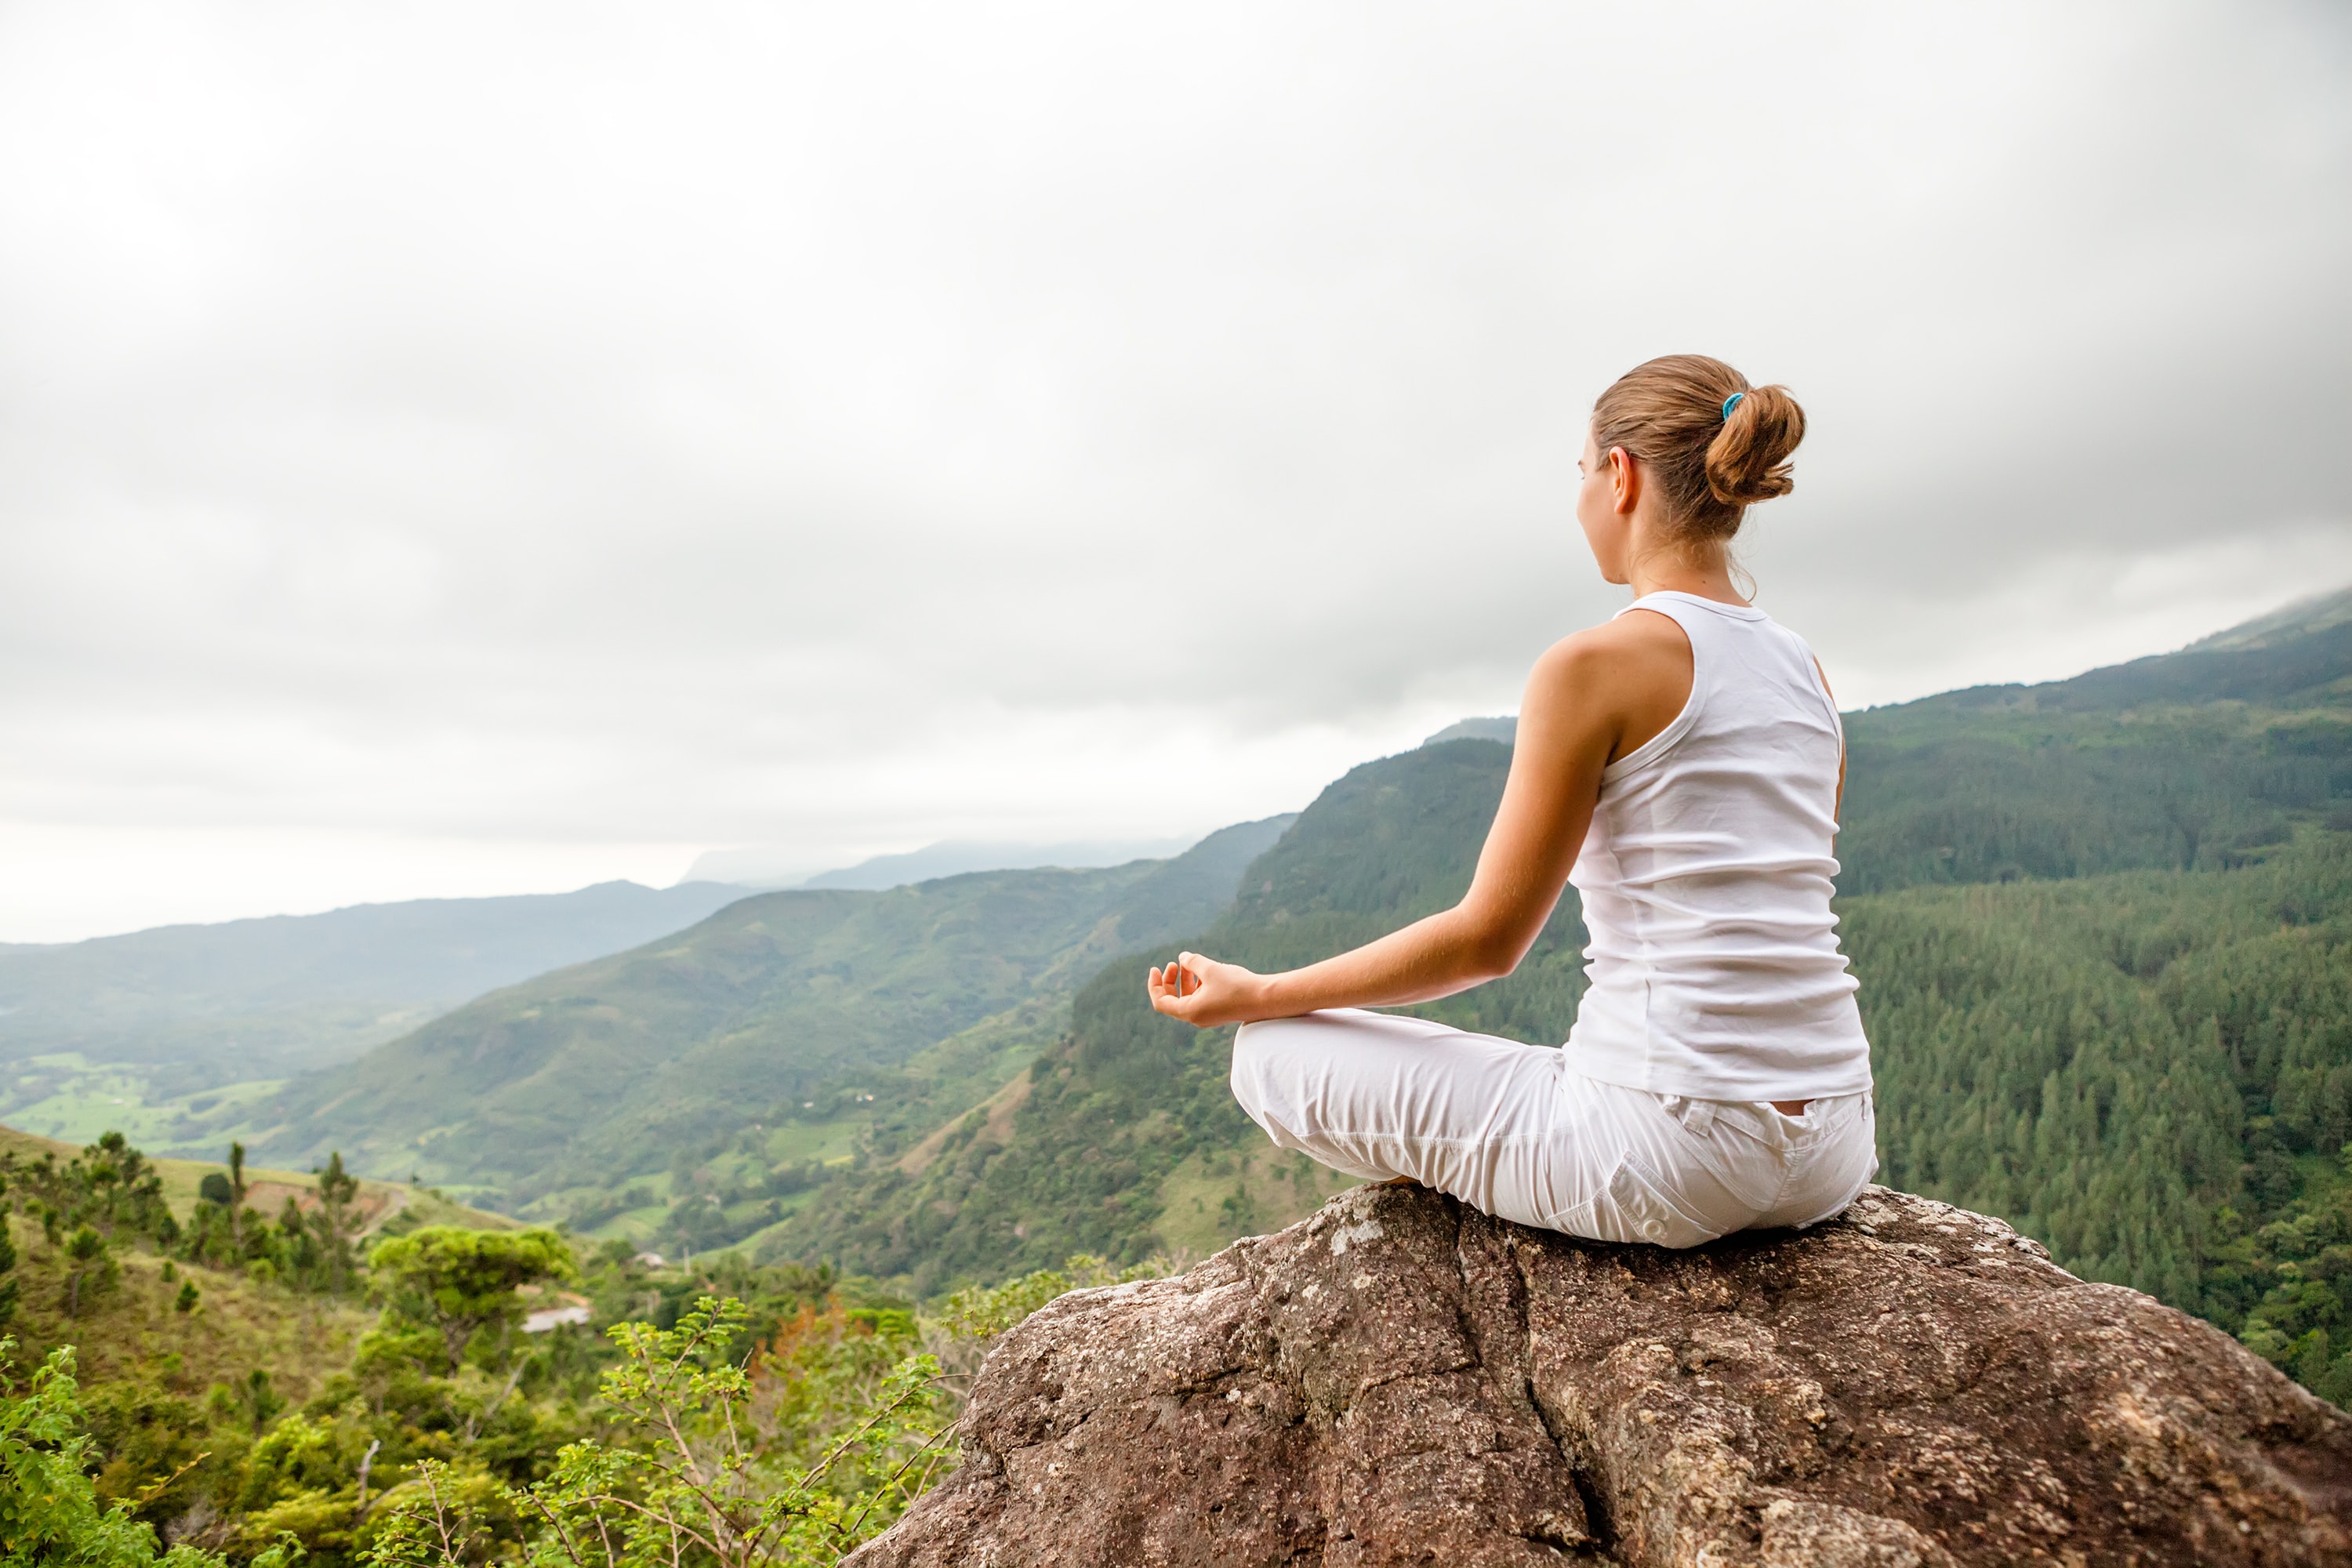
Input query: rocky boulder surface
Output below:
<box><xmin>852</xmin><ymin>1185</ymin><xmax>2352</xmax><ymax>1566</ymax></box>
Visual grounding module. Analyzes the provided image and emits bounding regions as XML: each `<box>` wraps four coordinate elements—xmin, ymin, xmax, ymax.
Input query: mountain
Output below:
<box><xmin>0</xmin><ymin>880</ymin><xmax>753</xmax><ymax>1110</ymax></box>
<box><xmin>684</xmin><ymin>835</ymin><xmax>1203</xmax><ymax>890</ymax></box>
<box><xmin>241</xmin><ymin>816</ymin><xmax>1296</xmax><ymax>1216</ymax></box>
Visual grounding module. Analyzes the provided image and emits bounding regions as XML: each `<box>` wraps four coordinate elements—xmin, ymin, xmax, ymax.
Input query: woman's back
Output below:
<box><xmin>1159</xmin><ymin>352</ymin><xmax>1882</xmax><ymax>1251</ymax></box>
<box><xmin>1567</xmin><ymin>590</ymin><xmax>1871</xmax><ymax>1102</ymax></box>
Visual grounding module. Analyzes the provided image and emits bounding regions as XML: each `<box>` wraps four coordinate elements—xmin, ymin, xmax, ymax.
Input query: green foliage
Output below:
<box><xmin>2223</xmin><ymin>1141</ymin><xmax>2352</xmax><ymax>1405</ymax></box>
<box><xmin>64</xmin><ymin>1225</ymin><xmax>119</xmax><ymax>1318</ymax></box>
<box><xmin>1852</xmin><ymin>833</ymin><xmax>2352</xmax><ymax>1323</ymax></box>
<box><xmin>367</xmin><ymin>1228</ymin><xmax>575</xmax><ymax>1373</ymax></box>
<box><xmin>0</xmin><ymin>1270</ymin><xmax>1018</xmax><ymax>1567</ymax></box>
<box><xmin>0</xmin><ymin>1131</ymin><xmax>626</xmax><ymax>1563</ymax></box>
<box><xmin>2</xmin><ymin>1130</ymin><xmax>180</xmax><ymax>1253</ymax></box>
<box><xmin>356</xmin><ymin>1295</ymin><xmax>952</xmax><ymax>1568</ymax></box>
<box><xmin>0</xmin><ymin>1338</ymin><xmax>238</xmax><ymax>1567</ymax></box>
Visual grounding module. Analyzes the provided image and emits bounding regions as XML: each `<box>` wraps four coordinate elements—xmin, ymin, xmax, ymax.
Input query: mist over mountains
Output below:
<box><xmin>686</xmin><ymin>836</ymin><xmax>1206</xmax><ymax>892</ymax></box>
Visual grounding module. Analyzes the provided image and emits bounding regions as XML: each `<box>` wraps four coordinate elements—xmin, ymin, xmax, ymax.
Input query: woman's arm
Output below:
<box><xmin>1147</xmin><ymin>612</ymin><xmax>1693</xmax><ymax>1028</ymax></box>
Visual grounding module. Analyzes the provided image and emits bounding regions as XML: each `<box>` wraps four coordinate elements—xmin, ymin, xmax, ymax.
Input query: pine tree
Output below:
<box><xmin>313</xmin><ymin>1150</ymin><xmax>360</xmax><ymax>1293</ymax></box>
<box><xmin>227</xmin><ymin>1141</ymin><xmax>249</xmax><ymax>1252</ymax></box>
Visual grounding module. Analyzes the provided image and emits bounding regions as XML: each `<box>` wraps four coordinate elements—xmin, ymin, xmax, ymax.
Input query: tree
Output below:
<box><xmin>363</xmin><ymin>1297</ymin><xmax>949</xmax><ymax>1568</ymax></box>
<box><xmin>228</xmin><ymin>1142</ymin><xmax>250</xmax><ymax>1251</ymax></box>
<box><xmin>62</xmin><ymin>1226</ymin><xmax>114</xmax><ymax>1318</ymax></box>
<box><xmin>314</xmin><ymin>1152</ymin><xmax>361</xmax><ymax>1293</ymax></box>
<box><xmin>367</xmin><ymin>1227</ymin><xmax>575</xmax><ymax>1373</ymax></box>
<box><xmin>0</xmin><ymin>1179</ymin><xmax>16</xmax><ymax>1329</ymax></box>
<box><xmin>198</xmin><ymin>1172</ymin><xmax>233</xmax><ymax>1207</ymax></box>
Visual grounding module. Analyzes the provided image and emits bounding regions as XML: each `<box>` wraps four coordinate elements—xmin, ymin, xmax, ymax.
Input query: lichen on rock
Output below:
<box><xmin>851</xmin><ymin>1184</ymin><xmax>2352</xmax><ymax>1566</ymax></box>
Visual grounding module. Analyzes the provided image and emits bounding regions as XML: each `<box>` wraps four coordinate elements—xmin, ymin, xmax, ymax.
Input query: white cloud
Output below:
<box><xmin>1</xmin><ymin>0</ymin><xmax>2347</xmax><ymax>939</ymax></box>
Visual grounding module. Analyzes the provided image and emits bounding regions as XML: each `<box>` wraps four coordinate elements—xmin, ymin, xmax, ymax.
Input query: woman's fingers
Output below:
<box><xmin>1178</xmin><ymin>952</ymin><xmax>1208</xmax><ymax>997</ymax></box>
<box><xmin>1147</xmin><ymin>959</ymin><xmax>1189</xmax><ymax>1016</ymax></box>
<box><xmin>1148</xmin><ymin>951</ymin><xmax>1254</xmax><ymax>1025</ymax></box>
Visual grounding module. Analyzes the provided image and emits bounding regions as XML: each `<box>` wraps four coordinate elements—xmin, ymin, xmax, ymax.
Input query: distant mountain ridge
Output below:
<box><xmin>685</xmin><ymin>835</ymin><xmax>1203</xmax><ymax>891</ymax></box>
<box><xmin>0</xmin><ymin>879</ymin><xmax>753</xmax><ymax>1088</ymax></box>
<box><xmin>1412</xmin><ymin>582</ymin><xmax>2352</xmax><ymax>754</ymax></box>
<box><xmin>797</xmin><ymin>837</ymin><xmax>1202</xmax><ymax>891</ymax></box>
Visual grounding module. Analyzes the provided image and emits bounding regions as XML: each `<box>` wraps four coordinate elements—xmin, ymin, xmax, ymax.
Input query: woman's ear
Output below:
<box><xmin>1609</xmin><ymin>447</ymin><xmax>1642</xmax><ymax>517</ymax></box>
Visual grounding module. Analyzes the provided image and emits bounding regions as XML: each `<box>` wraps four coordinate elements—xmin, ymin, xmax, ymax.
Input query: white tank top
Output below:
<box><xmin>1564</xmin><ymin>590</ymin><xmax>1872</xmax><ymax>1101</ymax></box>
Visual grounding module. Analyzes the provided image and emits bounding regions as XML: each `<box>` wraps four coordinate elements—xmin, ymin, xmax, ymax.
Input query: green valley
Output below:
<box><xmin>241</xmin><ymin>818</ymin><xmax>1295</xmax><ymax>1239</ymax></box>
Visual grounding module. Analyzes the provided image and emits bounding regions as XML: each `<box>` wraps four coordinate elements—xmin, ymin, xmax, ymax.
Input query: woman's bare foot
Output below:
<box><xmin>1377</xmin><ymin>1174</ymin><xmax>1422</xmax><ymax>1189</ymax></box>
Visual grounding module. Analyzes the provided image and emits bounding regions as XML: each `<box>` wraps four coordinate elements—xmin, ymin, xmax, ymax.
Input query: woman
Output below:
<box><xmin>1145</xmin><ymin>354</ymin><xmax>1875</xmax><ymax>1248</ymax></box>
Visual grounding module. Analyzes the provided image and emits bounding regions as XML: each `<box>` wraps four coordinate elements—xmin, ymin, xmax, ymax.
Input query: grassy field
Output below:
<box><xmin>0</xmin><ymin>1053</ymin><xmax>290</xmax><ymax>1150</ymax></box>
<box><xmin>0</xmin><ymin>1120</ymin><xmax>514</xmax><ymax>1234</ymax></box>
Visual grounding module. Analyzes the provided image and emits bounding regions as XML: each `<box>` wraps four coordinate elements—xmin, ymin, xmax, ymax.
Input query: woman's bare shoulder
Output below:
<box><xmin>1524</xmin><ymin>612</ymin><xmax>1694</xmax><ymax>754</ymax></box>
<box><xmin>1533</xmin><ymin>610</ymin><xmax>1691</xmax><ymax>681</ymax></box>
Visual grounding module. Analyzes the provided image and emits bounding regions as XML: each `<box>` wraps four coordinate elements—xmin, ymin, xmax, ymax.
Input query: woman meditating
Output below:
<box><xmin>1146</xmin><ymin>354</ymin><xmax>1876</xmax><ymax>1247</ymax></box>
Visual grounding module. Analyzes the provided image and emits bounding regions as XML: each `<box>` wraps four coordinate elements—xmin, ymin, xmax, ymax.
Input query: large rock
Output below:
<box><xmin>852</xmin><ymin>1185</ymin><xmax>2352</xmax><ymax>1566</ymax></box>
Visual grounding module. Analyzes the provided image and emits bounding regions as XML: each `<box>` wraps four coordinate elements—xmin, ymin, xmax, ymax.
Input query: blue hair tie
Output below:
<box><xmin>1721</xmin><ymin>392</ymin><xmax>1745</xmax><ymax>419</ymax></box>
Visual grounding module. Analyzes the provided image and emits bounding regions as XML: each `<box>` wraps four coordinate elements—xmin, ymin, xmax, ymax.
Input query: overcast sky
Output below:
<box><xmin>4</xmin><ymin>1</ymin><xmax>2348</xmax><ymax>942</ymax></box>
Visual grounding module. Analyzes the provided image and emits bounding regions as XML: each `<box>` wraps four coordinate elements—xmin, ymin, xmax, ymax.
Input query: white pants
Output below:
<box><xmin>1231</xmin><ymin>1008</ymin><xmax>1878</xmax><ymax>1248</ymax></box>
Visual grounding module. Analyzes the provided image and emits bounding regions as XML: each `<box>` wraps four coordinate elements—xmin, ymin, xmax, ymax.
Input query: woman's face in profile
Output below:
<box><xmin>1574</xmin><ymin>426</ymin><xmax>1630</xmax><ymax>585</ymax></box>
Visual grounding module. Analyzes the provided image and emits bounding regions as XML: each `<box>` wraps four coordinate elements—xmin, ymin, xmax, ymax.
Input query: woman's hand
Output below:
<box><xmin>1146</xmin><ymin>951</ymin><xmax>1272</xmax><ymax>1028</ymax></box>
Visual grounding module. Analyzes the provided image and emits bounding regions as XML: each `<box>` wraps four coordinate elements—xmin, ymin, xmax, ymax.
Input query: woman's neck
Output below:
<box><xmin>1627</xmin><ymin>544</ymin><xmax>1747</xmax><ymax>605</ymax></box>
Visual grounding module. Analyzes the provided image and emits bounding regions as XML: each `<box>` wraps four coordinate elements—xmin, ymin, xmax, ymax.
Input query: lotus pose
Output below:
<box><xmin>1148</xmin><ymin>354</ymin><xmax>1875</xmax><ymax>1247</ymax></box>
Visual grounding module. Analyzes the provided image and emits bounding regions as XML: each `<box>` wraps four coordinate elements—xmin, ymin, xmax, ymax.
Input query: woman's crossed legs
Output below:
<box><xmin>1230</xmin><ymin>1008</ymin><xmax>1876</xmax><ymax>1248</ymax></box>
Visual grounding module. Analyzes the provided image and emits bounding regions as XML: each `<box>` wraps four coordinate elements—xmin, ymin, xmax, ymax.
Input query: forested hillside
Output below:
<box><xmin>1849</xmin><ymin>838</ymin><xmax>2352</xmax><ymax>1401</ymax></box>
<box><xmin>764</xmin><ymin>590</ymin><xmax>2352</xmax><ymax>1406</ymax></box>
<box><xmin>243</xmin><ymin>818</ymin><xmax>1294</xmax><ymax>1232</ymax></box>
<box><xmin>1831</xmin><ymin>617</ymin><xmax>2352</xmax><ymax>895</ymax></box>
